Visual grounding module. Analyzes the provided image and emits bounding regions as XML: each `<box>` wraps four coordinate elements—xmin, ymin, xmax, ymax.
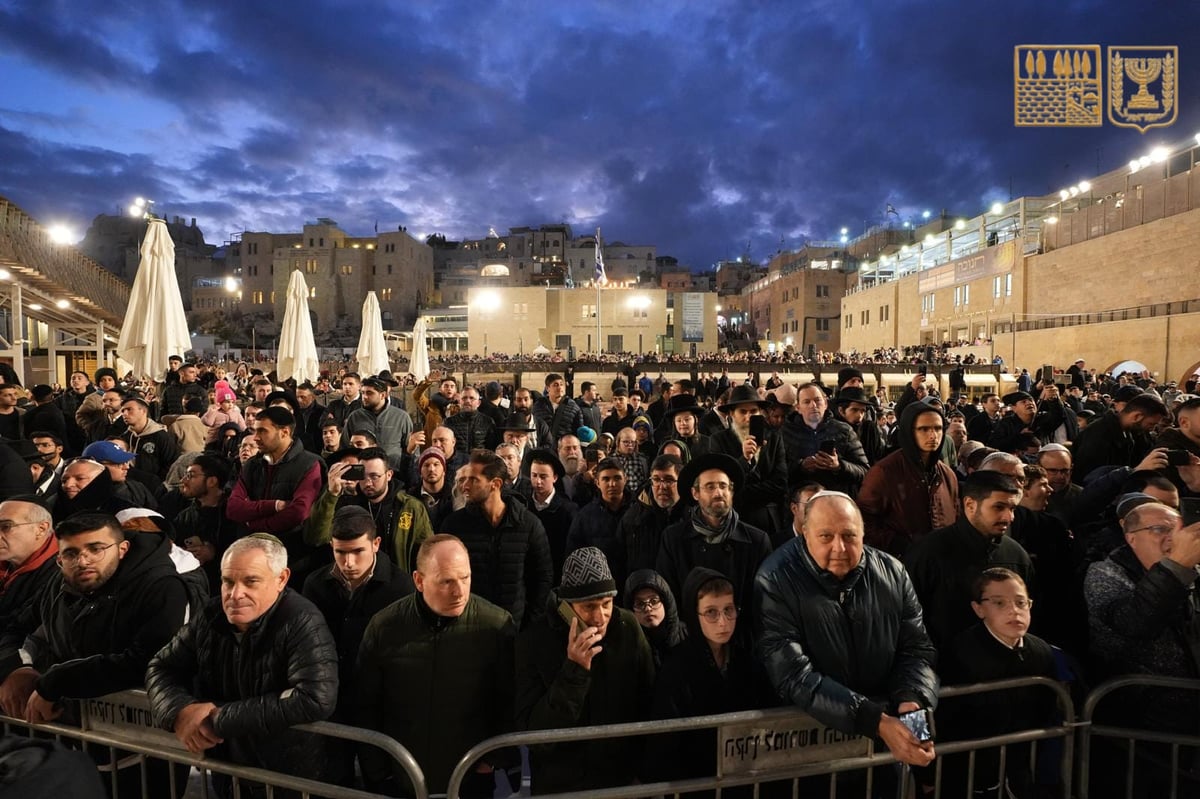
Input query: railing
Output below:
<box><xmin>993</xmin><ymin>298</ymin><xmax>1200</xmax><ymax>334</ymax></box>
<box><xmin>1078</xmin><ymin>675</ymin><xmax>1200</xmax><ymax>799</ymax></box>
<box><xmin>445</xmin><ymin>676</ymin><xmax>1077</xmax><ymax>799</ymax></box>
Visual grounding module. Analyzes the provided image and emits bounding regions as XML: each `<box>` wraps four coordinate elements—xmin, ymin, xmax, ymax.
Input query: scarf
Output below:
<box><xmin>691</xmin><ymin>505</ymin><xmax>739</xmax><ymax>544</ymax></box>
<box><xmin>0</xmin><ymin>533</ymin><xmax>57</xmax><ymax>595</ymax></box>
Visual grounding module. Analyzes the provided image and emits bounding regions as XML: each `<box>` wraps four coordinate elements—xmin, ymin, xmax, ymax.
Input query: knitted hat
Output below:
<box><xmin>576</xmin><ymin>426</ymin><xmax>597</xmax><ymax>444</ymax></box>
<box><xmin>559</xmin><ymin>546</ymin><xmax>617</xmax><ymax>602</ymax></box>
<box><xmin>215</xmin><ymin>380</ymin><xmax>236</xmax><ymax>404</ymax></box>
<box><xmin>418</xmin><ymin>448</ymin><xmax>446</xmax><ymax>469</ymax></box>
<box><xmin>837</xmin><ymin>367</ymin><xmax>865</xmax><ymax>387</ymax></box>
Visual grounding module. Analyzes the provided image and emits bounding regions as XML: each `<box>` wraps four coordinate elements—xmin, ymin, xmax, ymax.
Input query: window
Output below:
<box><xmin>922</xmin><ymin>294</ymin><xmax>935</xmax><ymax>313</ymax></box>
<box><xmin>861</xmin><ymin>309</ymin><xmax>870</xmax><ymax>325</ymax></box>
<box><xmin>380</xmin><ymin>288</ymin><xmax>393</xmax><ymax>301</ymax></box>
<box><xmin>993</xmin><ymin>276</ymin><xmax>1002</xmax><ymax>298</ymax></box>
<box><xmin>1005</xmin><ymin>273</ymin><xmax>1013</xmax><ymax>296</ymax></box>
<box><xmin>815</xmin><ymin>318</ymin><xmax>830</xmax><ymax>331</ymax></box>
<box><xmin>845</xmin><ymin>314</ymin><xmax>853</xmax><ymax>329</ymax></box>
<box><xmin>319</xmin><ymin>238</ymin><xmax>324</xmax><ymax>247</ymax></box>
<box><xmin>306</xmin><ymin>259</ymin><xmax>318</xmax><ymax>274</ymax></box>
<box><xmin>252</xmin><ymin>291</ymin><xmax>263</xmax><ymax>304</ymax></box>
<box><xmin>880</xmin><ymin>305</ymin><xmax>890</xmax><ymax>322</ymax></box>
<box><xmin>341</xmin><ymin>265</ymin><xmax>353</xmax><ymax>275</ymax></box>
<box><xmin>309</xmin><ymin>286</ymin><xmax>316</xmax><ymax>298</ymax></box>
<box><xmin>791</xmin><ymin>287</ymin><xmax>798</xmax><ymax>300</ymax></box>
<box><xmin>816</xmin><ymin>284</ymin><xmax>829</xmax><ymax>297</ymax></box>
<box><xmin>269</xmin><ymin>291</ymin><xmax>276</xmax><ymax>304</ymax></box>
<box><xmin>388</xmin><ymin>265</ymin><xmax>393</xmax><ymax>275</ymax></box>
<box><xmin>582</xmin><ymin>304</ymin><xmax>596</xmax><ymax>319</ymax></box>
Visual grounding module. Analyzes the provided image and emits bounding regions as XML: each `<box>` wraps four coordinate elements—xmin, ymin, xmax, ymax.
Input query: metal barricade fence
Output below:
<box><xmin>1078</xmin><ymin>675</ymin><xmax>1200</xmax><ymax>799</ymax></box>
<box><xmin>445</xmin><ymin>676</ymin><xmax>1077</xmax><ymax>799</ymax></box>
<box><xmin>1</xmin><ymin>689</ymin><xmax>428</xmax><ymax>799</ymax></box>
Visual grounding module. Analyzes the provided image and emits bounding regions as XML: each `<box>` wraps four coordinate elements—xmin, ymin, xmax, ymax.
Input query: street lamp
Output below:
<box><xmin>473</xmin><ymin>290</ymin><xmax>501</xmax><ymax>356</ymax></box>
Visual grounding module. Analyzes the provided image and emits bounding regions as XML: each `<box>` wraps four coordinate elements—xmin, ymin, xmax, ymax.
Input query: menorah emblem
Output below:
<box><xmin>1108</xmin><ymin>46</ymin><xmax>1178</xmax><ymax>133</ymax></box>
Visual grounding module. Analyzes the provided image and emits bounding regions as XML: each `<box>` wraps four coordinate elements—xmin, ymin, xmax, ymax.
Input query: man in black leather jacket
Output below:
<box><xmin>755</xmin><ymin>491</ymin><xmax>939</xmax><ymax>773</ymax></box>
<box><xmin>147</xmin><ymin>534</ymin><xmax>339</xmax><ymax>795</ymax></box>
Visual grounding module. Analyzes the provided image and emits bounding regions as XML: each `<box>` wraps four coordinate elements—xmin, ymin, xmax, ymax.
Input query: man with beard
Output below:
<box><xmin>833</xmin><ymin>387</ymin><xmax>887</xmax><ymax>466</ymax></box>
<box><xmin>51</xmin><ymin>458</ymin><xmax>132</xmax><ymax>523</ymax></box>
<box><xmin>656</xmin><ymin>453</ymin><xmax>772</xmax><ymax>621</ymax></box>
<box><xmin>74</xmin><ymin>367</ymin><xmax>121</xmax><ymax>444</ymax></box>
<box><xmin>160</xmin><ymin>361</ymin><xmax>207</xmax><ymax>418</ymax></box>
<box><xmin>342</xmin><ymin>376</ymin><xmax>412</xmax><ymax>468</ymax></box>
<box><xmin>412</xmin><ymin>448</ymin><xmax>455</xmax><ymax>530</ymax></box>
<box><xmin>708</xmin><ymin>384</ymin><xmax>788</xmax><ymax>536</ymax></box>
<box><xmin>524</xmin><ymin>450</ymin><xmax>577</xmax><ymax>584</ymax></box>
<box><xmin>306</xmin><ymin>447</ymin><xmax>431</xmax><ymax>573</ymax></box>
<box><xmin>512</xmin><ymin>388</ymin><xmax>553</xmax><ymax>446</ymax></box>
<box><xmin>612</xmin><ymin>428</ymin><xmax>649</xmax><ymax>495</ymax></box>
<box><xmin>661</xmin><ymin>394</ymin><xmax>710</xmax><ymax>456</ymax></box>
<box><xmin>565</xmin><ymin>459</ymin><xmax>631</xmax><ymax>587</ymax></box>
<box><xmin>576</xmin><ymin>382</ymin><xmax>603</xmax><ymax>437</ymax></box>
<box><xmin>227</xmin><ymin>406</ymin><xmax>324</xmax><ymax>584</ymax></box>
<box><xmin>174</xmin><ymin>454</ymin><xmax>244</xmax><ymax>594</ymax></box>
<box><xmin>619</xmin><ymin>453</ymin><xmax>685</xmax><ymax>576</ymax></box>
<box><xmin>557</xmin><ymin>433</ymin><xmax>595</xmax><ymax>506</ymax></box>
<box><xmin>1073</xmin><ymin>392</ymin><xmax>1169</xmax><ymax>482</ymax></box>
<box><xmin>446</xmin><ymin>385</ymin><xmax>499</xmax><ymax>455</ymax></box>
<box><xmin>0</xmin><ymin>512</ymin><xmax>193</xmax><ymax>794</ymax></box>
<box><xmin>904</xmin><ymin>471</ymin><xmax>1033</xmax><ymax>649</ymax></box>
<box><xmin>442</xmin><ymin>450</ymin><xmax>553</xmax><ymax>630</ymax></box>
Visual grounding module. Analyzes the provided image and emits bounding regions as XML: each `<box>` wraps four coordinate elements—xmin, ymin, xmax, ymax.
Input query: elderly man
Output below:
<box><xmin>147</xmin><ymin>535</ymin><xmax>339</xmax><ymax>793</ymax></box>
<box><xmin>756</xmin><ymin>492</ymin><xmax>938</xmax><ymax>776</ymax></box>
<box><xmin>0</xmin><ymin>497</ymin><xmax>59</xmax><ymax>630</ymax></box>
<box><xmin>656</xmin><ymin>453</ymin><xmax>772</xmax><ymax>617</ymax></box>
<box><xmin>515</xmin><ymin>546</ymin><xmax>654</xmax><ymax>794</ymax></box>
<box><xmin>1084</xmin><ymin>501</ymin><xmax>1200</xmax><ymax>794</ymax></box>
<box><xmin>1037</xmin><ymin>443</ymin><xmax>1084</xmax><ymax>524</ymax></box>
<box><xmin>51</xmin><ymin>457</ymin><xmax>131</xmax><ymax>522</ymax></box>
<box><xmin>356</xmin><ymin>535</ymin><xmax>515</xmax><ymax>797</ymax></box>
<box><xmin>783</xmin><ymin>382</ymin><xmax>870</xmax><ymax>497</ymax></box>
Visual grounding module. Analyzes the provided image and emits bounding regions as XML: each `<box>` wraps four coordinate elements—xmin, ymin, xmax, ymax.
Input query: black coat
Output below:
<box><xmin>442</xmin><ymin>499</ymin><xmax>553</xmax><ymax>630</ymax></box>
<box><xmin>146</xmin><ymin>589</ymin><xmax>339</xmax><ymax>781</ymax></box>
<box><xmin>619</xmin><ymin>486</ymin><xmax>686</xmax><ymax>579</ymax></box>
<box><xmin>25</xmin><ymin>531</ymin><xmax>191</xmax><ymax>702</ymax></box>
<box><xmin>565</xmin><ymin>494</ymin><xmax>632</xmax><ymax>588</ymax></box>
<box><xmin>1072</xmin><ymin>411</ymin><xmax>1140</xmax><ymax>482</ymax></box>
<box><xmin>708</xmin><ymin>427</ymin><xmax>788</xmax><ymax>534</ymax></box>
<box><xmin>532</xmin><ymin>396</ymin><xmax>584</xmax><ymax>448</ymax></box>
<box><xmin>903</xmin><ymin>516</ymin><xmax>1035</xmax><ymax>650</ymax></box>
<box><xmin>755</xmin><ymin>538</ymin><xmax>939</xmax><ymax>738</ymax></box>
<box><xmin>301</xmin><ymin>552</ymin><xmax>413</xmax><ymax>714</ymax></box>
<box><xmin>780</xmin><ymin>411</ymin><xmax>871</xmax><ymax>496</ymax></box>
<box><xmin>529</xmin><ymin>490</ymin><xmax>578</xmax><ymax>585</ymax></box>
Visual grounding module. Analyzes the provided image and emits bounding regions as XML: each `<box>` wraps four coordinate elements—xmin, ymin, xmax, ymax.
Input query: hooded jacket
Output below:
<box><xmin>565</xmin><ymin>491</ymin><xmax>633</xmax><ymax>588</ymax></box>
<box><xmin>623</xmin><ymin>569</ymin><xmax>686</xmax><ymax>668</ymax></box>
<box><xmin>121</xmin><ymin>418</ymin><xmax>180</xmax><ymax>480</ymax></box>
<box><xmin>755</xmin><ymin>537</ymin><xmax>939</xmax><ymax>739</ymax></box>
<box><xmin>620</xmin><ymin>483</ymin><xmax>686</xmax><ymax>577</ymax></box>
<box><xmin>25</xmin><ymin>530</ymin><xmax>192</xmax><ymax>702</ymax></box>
<box><xmin>858</xmin><ymin>402</ymin><xmax>959</xmax><ymax>557</ymax></box>
<box><xmin>515</xmin><ymin>590</ymin><xmax>655</xmax><ymax>794</ymax></box>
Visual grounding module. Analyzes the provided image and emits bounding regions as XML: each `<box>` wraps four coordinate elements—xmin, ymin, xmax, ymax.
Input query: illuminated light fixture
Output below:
<box><xmin>715</xmin><ymin>304</ymin><xmax>722</xmax><ymax>312</ymax></box>
<box><xmin>1129</xmin><ymin>160</ymin><xmax>1141</xmax><ymax>173</ymax></box>
<box><xmin>1059</xmin><ymin>189</ymin><xmax>1070</xmax><ymax>200</ymax></box>
<box><xmin>627</xmin><ymin>296</ymin><xmax>651</xmax><ymax>310</ymax></box>
<box><xmin>1045</xmin><ymin>216</ymin><xmax>1058</xmax><ymax>224</ymax></box>
<box><xmin>924</xmin><ymin>233</ymin><xmax>935</xmax><ymax>243</ymax></box>
<box><xmin>127</xmin><ymin>196</ymin><xmax>154</xmax><ymax>219</ymax></box>
<box><xmin>1195</xmin><ymin>133</ymin><xmax>1200</xmax><ymax>146</ymax></box>
<box><xmin>954</xmin><ymin>219</ymin><xmax>966</xmax><ymax>229</ymax></box>
<box><xmin>1138</xmin><ymin>155</ymin><xmax>1152</xmax><ymax>168</ymax></box>
<box><xmin>474</xmin><ymin>291</ymin><xmax>500</xmax><ymax>312</ymax></box>
<box><xmin>840</xmin><ymin>227</ymin><xmax>848</xmax><ymax>235</ymax></box>
<box><xmin>922</xmin><ymin>210</ymin><xmax>931</xmax><ymax>219</ymax></box>
<box><xmin>1150</xmin><ymin>146</ymin><xmax>1168</xmax><ymax>163</ymax></box>
<box><xmin>224</xmin><ymin>277</ymin><xmax>239</xmax><ymax>292</ymax></box>
<box><xmin>1078</xmin><ymin>181</ymin><xmax>1091</xmax><ymax>192</ymax></box>
<box><xmin>0</xmin><ymin>269</ymin><xmax>9</xmax><ymax>281</ymax></box>
<box><xmin>48</xmin><ymin>224</ymin><xmax>74</xmax><ymax>244</ymax></box>
<box><xmin>901</xmin><ymin>245</ymin><xmax>910</xmax><ymax>254</ymax></box>
<box><xmin>28</xmin><ymin>303</ymin><xmax>42</xmax><ymax>310</ymax></box>
<box><xmin>991</xmin><ymin>202</ymin><xmax>1004</xmax><ymax>215</ymax></box>
<box><xmin>55</xmin><ymin>299</ymin><xmax>70</xmax><ymax>309</ymax></box>
<box><xmin>1069</xmin><ymin>186</ymin><xmax>1079</xmax><ymax>197</ymax></box>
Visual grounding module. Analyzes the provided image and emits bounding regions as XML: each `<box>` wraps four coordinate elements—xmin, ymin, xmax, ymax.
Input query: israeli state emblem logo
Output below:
<box><xmin>1108</xmin><ymin>46</ymin><xmax>1178</xmax><ymax>133</ymax></box>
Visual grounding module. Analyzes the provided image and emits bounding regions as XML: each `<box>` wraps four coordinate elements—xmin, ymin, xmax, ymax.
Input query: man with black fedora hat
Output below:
<box><xmin>500</xmin><ymin>410</ymin><xmax>540</xmax><ymax>454</ymax></box>
<box><xmin>706</xmin><ymin>384</ymin><xmax>787</xmax><ymax>537</ymax></box>
<box><xmin>656</xmin><ymin>452</ymin><xmax>772</xmax><ymax>620</ymax></box>
<box><xmin>661</xmin><ymin>393</ymin><xmax>711</xmax><ymax>456</ymax></box>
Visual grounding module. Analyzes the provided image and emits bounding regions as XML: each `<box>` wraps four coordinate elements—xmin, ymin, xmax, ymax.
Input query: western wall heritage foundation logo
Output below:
<box><xmin>1014</xmin><ymin>44</ymin><xmax>1178</xmax><ymax>132</ymax></box>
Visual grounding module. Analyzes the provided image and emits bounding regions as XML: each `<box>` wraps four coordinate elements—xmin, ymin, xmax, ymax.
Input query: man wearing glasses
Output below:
<box><xmin>305</xmin><ymin>446</ymin><xmax>431</xmax><ymax>574</ymax></box>
<box><xmin>0</xmin><ymin>511</ymin><xmax>192</xmax><ymax>794</ymax></box>
<box><xmin>1085</xmin><ymin>501</ymin><xmax>1200</xmax><ymax>793</ymax></box>
<box><xmin>905</xmin><ymin>471</ymin><xmax>1034</xmax><ymax>650</ymax></box>
<box><xmin>0</xmin><ymin>497</ymin><xmax>58</xmax><ymax>631</ymax></box>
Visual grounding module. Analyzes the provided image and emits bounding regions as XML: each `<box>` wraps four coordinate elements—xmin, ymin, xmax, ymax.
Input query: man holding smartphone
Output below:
<box><xmin>783</xmin><ymin>383</ymin><xmax>871</xmax><ymax>498</ymax></box>
<box><xmin>706</xmin><ymin>384</ymin><xmax>787</xmax><ymax>537</ymax></box>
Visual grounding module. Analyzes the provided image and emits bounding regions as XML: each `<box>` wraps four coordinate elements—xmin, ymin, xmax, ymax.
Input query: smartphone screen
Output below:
<box><xmin>344</xmin><ymin>464</ymin><xmax>366</xmax><ymax>481</ymax></box>
<box><xmin>899</xmin><ymin>709</ymin><xmax>934</xmax><ymax>742</ymax></box>
<box><xmin>749</xmin><ymin>415</ymin><xmax>767</xmax><ymax>444</ymax></box>
<box><xmin>820</xmin><ymin>439</ymin><xmax>837</xmax><ymax>455</ymax></box>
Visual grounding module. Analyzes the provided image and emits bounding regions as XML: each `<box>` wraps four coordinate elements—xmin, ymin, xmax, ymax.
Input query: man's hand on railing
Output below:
<box><xmin>877</xmin><ymin>701</ymin><xmax>935</xmax><ymax>767</ymax></box>
<box><xmin>24</xmin><ymin>690</ymin><xmax>60</xmax><ymax>724</ymax></box>
<box><xmin>174</xmin><ymin>701</ymin><xmax>224</xmax><ymax>754</ymax></box>
<box><xmin>0</xmin><ymin>667</ymin><xmax>40</xmax><ymax>718</ymax></box>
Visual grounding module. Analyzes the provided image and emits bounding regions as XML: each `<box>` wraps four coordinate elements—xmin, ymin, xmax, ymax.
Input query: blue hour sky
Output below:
<box><xmin>0</xmin><ymin>1</ymin><xmax>1195</xmax><ymax>269</ymax></box>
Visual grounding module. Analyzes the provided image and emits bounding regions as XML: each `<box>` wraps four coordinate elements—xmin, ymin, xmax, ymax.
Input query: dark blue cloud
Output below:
<box><xmin>0</xmin><ymin>0</ymin><xmax>1197</xmax><ymax>268</ymax></box>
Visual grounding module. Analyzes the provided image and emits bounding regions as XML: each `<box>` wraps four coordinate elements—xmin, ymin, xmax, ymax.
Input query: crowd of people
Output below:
<box><xmin>0</xmin><ymin>353</ymin><xmax>1195</xmax><ymax>798</ymax></box>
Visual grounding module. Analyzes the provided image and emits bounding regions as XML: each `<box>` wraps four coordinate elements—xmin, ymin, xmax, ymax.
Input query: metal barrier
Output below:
<box><xmin>445</xmin><ymin>676</ymin><xmax>1077</xmax><ymax>799</ymax></box>
<box><xmin>1</xmin><ymin>689</ymin><xmax>428</xmax><ymax>799</ymax></box>
<box><xmin>1078</xmin><ymin>675</ymin><xmax>1200</xmax><ymax>799</ymax></box>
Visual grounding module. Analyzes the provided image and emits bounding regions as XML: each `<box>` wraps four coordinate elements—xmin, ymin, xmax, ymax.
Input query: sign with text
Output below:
<box><xmin>81</xmin><ymin>689</ymin><xmax>189</xmax><ymax>753</ymax></box>
<box><xmin>916</xmin><ymin>239</ymin><xmax>1017</xmax><ymax>295</ymax></box>
<box><xmin>681</xmin><ymin>292</ymin><xmax>705</xmax><ymax>342</ymax></box>
<box><xmin>718</xmin><ymin>713</ymin><xmax>871</xmax><ymax>777</ymax></box>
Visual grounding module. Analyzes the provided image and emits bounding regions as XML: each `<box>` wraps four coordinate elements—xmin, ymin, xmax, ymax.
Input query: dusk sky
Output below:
<box><xmin>1</xmin><ymin>1</ymin><xmax>1196</xmax><ymax>270</ymax></box>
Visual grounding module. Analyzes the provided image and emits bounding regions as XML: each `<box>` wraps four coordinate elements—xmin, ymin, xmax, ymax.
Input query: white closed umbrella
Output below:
<box><xmin>410</xmin><ymin>315</ymin><xmax>430</xmax><ymax>381</ymax></box>
<box><xmin>356</xmin><ymin>291</ymin><xmax>391</xmax><ymax>378</ymax></box>
<box><xmin>117</xmin><ymin>218</ymin><xmax>191</xmax><ymax>381</ymax></box>
<box><xmin>276</xmin><ymin>270</ymin><xmax>320</xmax><ymax>384</ymax></box>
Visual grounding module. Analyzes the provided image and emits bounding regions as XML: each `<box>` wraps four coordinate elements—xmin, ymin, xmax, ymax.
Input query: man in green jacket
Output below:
<box><xmin>355</xmin><ymin>534</ymin><xmax>515</xmax><ymax>797</ymax></box>
<box><xmin>304</xmin><ymin>447</ymin><xmax>431</xmax><ymax>573</ymax></box>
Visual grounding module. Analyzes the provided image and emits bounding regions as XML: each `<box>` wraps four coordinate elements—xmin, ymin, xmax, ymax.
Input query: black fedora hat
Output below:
<box><xmin>678</xmin><ymin>452</ymin><xmax>745</xmax><ymax>497</ymax></box>
<box><xmin>833</xmin><ymin>387</ymin><xmax>872</xmax><ymax>407</ymax></box>
<box><xmin>662</xmin><ymin>393</ymin><xmax>705</xmax><ymax>422</ymax></box>
<box><xmin>717</xmin><ymin>384</ymin><xmax>768</xmax><ymax>414</ymax></box>
<box><xmin>499</xmin><ymin>411</ymin><xmax>537</xmax><ymax>433</ymax></box>
<box><xmin>521</xmin><ymin>447</ymin><xmax>565</xmax><ymax>480</ymax></box>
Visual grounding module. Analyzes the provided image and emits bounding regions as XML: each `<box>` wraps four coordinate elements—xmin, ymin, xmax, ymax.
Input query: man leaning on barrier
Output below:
<box><xmin>147</xmin><ymin>533</ymin><xmax>339</xmax><ymax>798</ymax></box>
<box><xmin>756</xmin><ymin>491</ymin><xmax>938</xmax><ymax>787</ymax></box>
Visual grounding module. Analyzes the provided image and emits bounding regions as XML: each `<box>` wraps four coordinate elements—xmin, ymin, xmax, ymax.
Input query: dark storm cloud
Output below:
<box><xmin>0</xmin><ymin>1</ymin><xmax>1197</xmax><ymax>267</ymax></box>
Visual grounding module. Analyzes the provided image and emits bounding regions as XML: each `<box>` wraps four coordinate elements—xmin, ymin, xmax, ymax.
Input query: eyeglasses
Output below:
<box><xmin>0</xmin><ymin>520</ymin><xmax>38</xmax><ymax>534</ymax></box>
<box><xmin>978</xmin><ymin>596</ymin><xmax>1033</xmax><ymax>611</ymax></box>
<box><xmin>699</xmin><ymin>607</ymin><xmax>739</xmax><ymax>622</ymax></box>
<box><xmin>1128</xmin><ymin>525</ymin><xmax>1176</xmax><ymax>537</ymax></box>
<box><xmin>58</xmin><ymin>542</ymin><xmax>119</xmax><ymax>566</ymax></box>
<box><xmin>183</xmin><ymin>470</ymin><xmax>208</xmax><ymax>480</ymax></box>
<box><xmin>649</xmin><ymin>477</ymin><xmax>677</xmax><ymax>486</ymax></box>
<box><xmin>632</xmin><ymin>597</ymin><xmax>662</xmax><ymax>612</ymax></box>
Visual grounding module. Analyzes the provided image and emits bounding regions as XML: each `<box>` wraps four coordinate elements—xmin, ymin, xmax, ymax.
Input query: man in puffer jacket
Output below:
<box><xmin>147</xmin><ymin>534</ymin><xmax>339</xmax><ymax>792</ymax></box>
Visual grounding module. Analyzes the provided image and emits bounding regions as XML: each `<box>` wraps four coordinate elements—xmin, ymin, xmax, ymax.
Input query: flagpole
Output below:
<box><xmin>596</xmin><ymin>227</ymin><xmax>602</xmax><ymax>354</ymax></box>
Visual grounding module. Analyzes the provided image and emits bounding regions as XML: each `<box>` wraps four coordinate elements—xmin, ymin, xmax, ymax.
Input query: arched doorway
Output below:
<box><xmin>1106</xmin><ymin>359</ymin><xmax>1149</xmax><ymax>379</ymax></box>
